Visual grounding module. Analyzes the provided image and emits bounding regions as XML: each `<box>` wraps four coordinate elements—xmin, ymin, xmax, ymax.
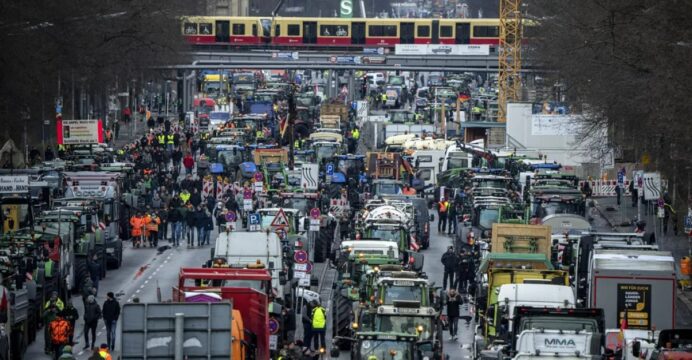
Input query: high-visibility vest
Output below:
<box><xmin>49</xmin><ymin>318</ymin><xmax>70</xmax><ymax>345</ymax></box>
<box><xmin>311</xmin><ymin>306</ymin><xmax>326</xmax><ymax>329</ymax></box>
<box><xmin>157</xmin><ymin>135</ymin><xmax>165</xmax><ymax>145</ymax></box>
<box><xmin>99</xmin><ymin>349</ymin><xmax>113</xmax><ymax>360</ymax></box>
<box><xmin>352</xmin><ymin>129</ymin><xmax>360</xmax><ymax>140</ymax></box>
<box><xmin>167</xmin><ymin>135</ymin><xmax>174</xmax><ymax>144</ymax></box>
<box><xmin>294</xmin><ymin>140</ymin><xmax>301</xmax><ymax>149</ymax></box>
<box><xmin>45</xmin><ymin>259</ymin><xmax>54</xmax><ymax>278</ymax></box>
<box><xmin>438</xmin><ymin>201</ymin><xmax>449</xmax><ymax>213</ymax></box>
<box><xmin>44</xmin><ymin>298</ymin><xmax>65</xmax><ymax>312</ymax></box>
<box><xmin>256</xmin><ymin>130</ymin><xmax>264</xmax><ymax>139</ymax></box>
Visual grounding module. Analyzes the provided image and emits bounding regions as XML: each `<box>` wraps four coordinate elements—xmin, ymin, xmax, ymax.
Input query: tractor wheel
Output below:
<box><xmin>331</xmin><ymin>293</ymin><xmax>353</xmax><ymax>350</ymax></box>
<box><xmin>314</xmin><ymin>221</ymin><xmax>333</xmax><ymax>263</ymax></box>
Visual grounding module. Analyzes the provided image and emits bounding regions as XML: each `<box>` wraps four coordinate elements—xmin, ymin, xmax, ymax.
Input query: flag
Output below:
<box><xmin>279</xmin><ymin>115</ymin><xmax>288</xmax><ymax>138</ymax></box>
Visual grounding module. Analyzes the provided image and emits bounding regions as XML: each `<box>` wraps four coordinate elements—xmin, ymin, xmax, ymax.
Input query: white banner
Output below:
<box><xmin>61</xmin><ymin>119</ymin><xmax>102</xmax><ymax>144</ymax></box>
<box><xmin>395</xmin><ymin>44</ymin><xmax>427</xmax><ymax>55</ymax></box>
<box><xmin>0</xmin><ymin>175</ymin><xmax>29</xmax><ymax>194</ymax></box>
<box><xmin>458</xmin><ymin>45</ymin><xmax>490</xmax><ymax>55</ymax></box>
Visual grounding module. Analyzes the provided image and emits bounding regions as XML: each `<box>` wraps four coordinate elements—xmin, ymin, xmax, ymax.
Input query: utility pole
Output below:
<box><xmin>288</xmin><ymin>82</ymin><xmax>296</xmax><ymax>171</ymax></box>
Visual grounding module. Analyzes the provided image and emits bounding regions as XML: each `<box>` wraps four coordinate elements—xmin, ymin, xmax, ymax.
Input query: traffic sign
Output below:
<box><xmin>309</xmin><ymin>219</ymin><xmax>320</xmax><ymax>231</ymax></box>
<box><xmin>310</xmin><ymin>207</ymin><xmax>321</xmax><ymax>219</ymax></box>
<box><xmin>270</xmin><ymin>208</ymin><xmax>290</xmax><ymax>228</ymax></box>
<box><xmin>268</xmin><ymin>317</ymin><xmax>280</xmax><ymax>335</ymax></box>
<box><xmin>326</xmin><ymin>163</ymin><xmax>335</xmax><ymax>176</ymax></box>
<box><xmin>243</xmin><ymin>199</ymin><xmax>253</xmax><ymax>211</ymax></box>
<box><xmin>248</xmin><ymin>213</ymin><xmax>261</xmax><ymax>225</ymax></box>
<box><xmin>293</xmin><ymin>261</ymin><xmax>314</xmax><ymax>273</ymax></box>
<box><xmin>243</xmin><ymin>188</ymin><xmax>253</xmax><ymax>199</ymax></box>
<box><xmin>617</xmin><ymin>171</ymin><xmax>624</xmax><ymax>185</ymax></box>
<box><xmin>254</xmin><ymin>172</ymin><xmax>264</xmax><ymax>182</ymax></box>
<box><xmin>294</xmin><ymin>250</ymin><xmax>308</xmax><ymax>264</ymax></box>
<box><xmin>225</xmin><ymin>211</ymin><xmax>237</xmax><ymax>222</ymax></box>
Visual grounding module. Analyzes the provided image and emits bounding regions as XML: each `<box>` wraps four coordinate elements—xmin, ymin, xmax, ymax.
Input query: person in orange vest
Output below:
<box><xmin>130</xmin><ymin>212</ymin><xmax>145</xmax><ymax>248</ymax></box>
<box><xmin>146</xmin><ymin>211</ymin><xmax>161</xmax><ymax>247</ymax></box>
<box><xmin>49</xmin><ymin>311</ymin><xmax>71</xmax><ymax>359</ymax></box>
<box><xmin>97</xmin><ymin>343</ymin><xmax>112</xmax><ymax>360</ymax></box>
<box><xmin>402</xmin><ymin>184</ymin><xmax>417</xmax><ymax>196</ymax></box>
<box><xmin>438</xmin><ymin>197</ymin><xmax>449</xmax><ymax>233</ymax></box>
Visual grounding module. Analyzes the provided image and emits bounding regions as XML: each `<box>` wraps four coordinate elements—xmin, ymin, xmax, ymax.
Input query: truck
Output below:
<box><xmin>171</xmin><ymin>267</ymin><xmax>273</xmax><ymax>359</ymax></box>
<box><xmin>512</xmin><ymin>329</ymin><xmax>601</xmax><ymax>360</ymax></box>
<box><xmin>212</xmin><ymin>231</ymin><xmax>289</xmax><ymax>303</ymax></box>
<box><xmin>588</xmin><ymin>249</ymin><xmax>676</xmax><ymax>330</ymax></box>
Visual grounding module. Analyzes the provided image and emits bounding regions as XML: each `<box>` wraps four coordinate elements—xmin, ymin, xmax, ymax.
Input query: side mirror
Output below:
<box><xmin>632</xmin><ymin>341</ymin><xmax>641</xmax><ymax>357</ymax></box>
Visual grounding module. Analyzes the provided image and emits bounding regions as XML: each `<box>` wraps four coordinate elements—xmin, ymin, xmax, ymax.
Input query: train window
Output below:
<box><xmin>184</xmin><ymin>23</ymin><xmax>198</xmax><ymax>35</ymax></box>
<box><xmin>232</xmin><ymin>23</ymin><xmax>245</xmax><ymax>35</ymax></box>
<box><xmin>440</xmin><ymin>25</ymin><xmax>453</xmax><ymax>37</ymax></box>
<box><xmin>321</xmin><ymin>25</ymin><xmax>348</xmax><ymax>36</ymax></box>
<box><xmin>369</xmin><ymin>25</ymin><xmax>397</xmax><ymax>37</ymax></box>
<box><xmin>275</xmin><ymin>24</ymin><xmax>281</xmax><ymax>36</ymax></box>
<box><xmin>417</xmin><ymin>25</ymin><xmax>430</xmax><ymax>37</ymax></box>
<box><xmin>475</xmin><ymin>25</ymin><xmax>499</xmax><ymax>37</ymax></box>
<box><xmin>199</xmin><ymin>23</ymin><xmax>212</xmax><ymax>35</ymax></box>
<box><xmin>261</xmin><ymin>19</ymin><xmax>271</xmax><ymax>37</ymax></box>
<box><xmin>287</xmin><ymin>24</ymin><xmax>300</xmax><ymax>36</ymax></box>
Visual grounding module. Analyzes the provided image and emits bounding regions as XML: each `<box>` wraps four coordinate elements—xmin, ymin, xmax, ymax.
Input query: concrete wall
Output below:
<box><xmin>506</xmin><ymin>102</ymin><xmax>598</xmax><ymax>169</ymax></box>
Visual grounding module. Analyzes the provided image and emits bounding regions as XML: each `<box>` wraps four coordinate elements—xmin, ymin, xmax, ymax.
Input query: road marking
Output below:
<box><xmin>135</xmin><ymin>290</ymin><xmax>140</xmax><ymax>293</ymax></box>
<box><xmin>97</xmin><ymin>332</ymin><xmax>102</xmax><ymax>336</ymax></box>
<box><xmin>144</xmin><ymin>280</ymin><xmax>149</xmax><ymax>284</ymax></box>
<box><xmin>78</xmin><ymin>351</ymin><xmax>84</xmax><ymax>355</ymax></box>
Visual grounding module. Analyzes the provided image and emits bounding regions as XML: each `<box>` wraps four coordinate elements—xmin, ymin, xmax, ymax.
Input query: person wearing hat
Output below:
<box><xmin>58</xmin><ymin>345</ymin><xmax>75</xmax><ymax>360</ymax></box>
<box><xmin>43</xmin><ymin>291</ymin><xmax>64</xmax><ymax>353</ymax></box>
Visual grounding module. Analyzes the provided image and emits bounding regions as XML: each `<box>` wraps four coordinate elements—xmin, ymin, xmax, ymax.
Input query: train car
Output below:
<box><xmin>181</xmin><ymin>16</ymin><xmax>502</xmax><ymax>48</ymax></box>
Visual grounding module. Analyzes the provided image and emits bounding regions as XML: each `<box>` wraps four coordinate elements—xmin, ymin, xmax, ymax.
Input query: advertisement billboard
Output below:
<box><xmin>56</xmin><ymin>119</ymin><xmax>104</xmax><ymax>145</ymax></box>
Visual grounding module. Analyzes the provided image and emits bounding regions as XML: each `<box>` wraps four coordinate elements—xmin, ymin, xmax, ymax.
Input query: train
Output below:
<box><xmin>182</xmin><ymin>16</ymin><xmax>501</xmax><ymax>48</ymax></box>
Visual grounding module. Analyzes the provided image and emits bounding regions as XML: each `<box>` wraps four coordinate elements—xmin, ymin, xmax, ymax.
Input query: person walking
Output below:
<box><xmin>83</xmin><ymin>295</ymin><xmax>101</xmax><ymax>350</ymax></box>
<box><xmin>615</xmin><ymin>183</ymin><xmax>621</xmax><ymax>206</ymax></box>
<box><xmin>88</xmin><ymin>255</ymin><xmax>100</xmax><ymax>295</ymax></box>
<box><xmin>62</xmin><ymin>301</ymin><xmax>79</xmax><ymax>345</ymax></box>
<box><xmin>455</xmin><ymin>249</ymin><xmax>473</xmax><ymax>293</ymax></box>
<box><xmin>447</xmin><ymin>202</ymin><xmax>458</xmax><ymax>235</ymax></box>
<box><xmin>43</xmin><ymin>291</ymin><xmax>65</xmax><ymax>353</ymax></box>
<box><xmin>437</xmin><ymin>197</ymin><xmax>449</xmax><ymax>233</ymax></box>
<box><xmin>183</xmin><ymin>152</ymin><xmax>195</xmax><ymax>175</ymax></box>
<box><xmin>49</xmin><ymin>312</ymin><xmax>71</xmax><ymax>360</ymax></box>
<box><xmin>629</xmin><ymin>180</ymin><xmax>637</xmax><ymax>207</ymax></box>
<box><xmin>310</xmin><ymin>300</ymin><xmax>327</xmax><ymax>354</ymax></box>
<box><xmin>445</xmin><ymin>289</ymin><xmax>462</xmax><ymax>341</ymax></box>
<box><xmin>186</xmin><ymin>204</ymin><xmax>197</xmax><ymax>247</ymax></box>
<box><xmin>441</xmin><ymin>246</ymin><xmax>458</xmax><ymax>290</ymax></box>
<box><xmin>168</xmin><ymin>205</ymin><xmax>182</xmax><ymax>246</ymax></box>
<box><xmin>301</xmin><ymin>300</ymin><xmax>313</xmax><ymax>350</ymax></box>
<box><xmin>202</xmin><ymin>210</ymin><xmax>214</xmax><ymax>246</ymax></box>
<box><xmin>102</xmin><ymin>292</ymin><xmax>121</xmax><ymax>352</ymax></box>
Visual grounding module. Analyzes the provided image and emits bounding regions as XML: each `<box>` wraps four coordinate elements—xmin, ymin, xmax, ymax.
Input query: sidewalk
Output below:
<box><xmin>594</xmin><ymin>196</ymin><xmax>692</xmax><ymax>325</ymax></box>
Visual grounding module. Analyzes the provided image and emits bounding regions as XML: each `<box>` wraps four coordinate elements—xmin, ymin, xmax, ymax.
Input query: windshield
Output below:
<box><xmin>278</xmin><ymin>198</ymin><xmax>310</xmax><ymax>213</ymax></box>
<box><xmin>388</xmin><ymin>76</ymin><xmax>405</xmax><ymax>85</ymax></box>
<box><xmin>519</xmin><ymin>317</ymin><xmax>599</xmax><ymax>333</ymax></box>
<box><xmin>359</xmin><ymin>340</ymin><xmax>412</xmax><ymax>360</ymax></box>
<box><xmin>204</xmin><ymin>83</ymin><xmax>222</xmax><ymax>95</ymax></box>
<box><xmin>417</xmin><ymin>89</ymin><xmax>429</xmax><ymax>98</ymax></box>
<box><xmin>535</xmin><ymin>202</ymin><xmax>582</xmax><ymax>217</ymax></box>
<box><xmin>376</xmin><ymin>316</ymin><xmax>434</xmax><ymax>339</ymax></box>
<box><xmin>296</xmin><ymin>97</ymin><xmax>314</xmax><ymax>107</ymax></box>
<box><xmin>374</xmin><ymin>183</ymin><xmax>402</xmax><ymax>195</ymax></box>
<box><xmin>474</xmin><ymin>179</ymin><xmax>508</xmax><ymax>189</ymax></box>
<box><xmin>233</xmin><ymin>74</ymin><xmax>255</xmax><ymax>84</ymax></box>
<box><xmin>315</xmin><ymin>143</ymin><xmax>339</xmax><ymax>163</ymax></box>
<box><xmin>390</xmin><ymin>112</ymin><xmax>414</xmax><ymax>123</ymax></box>
<box><xmin>478</xmin><ymin>208</ymin><xmax>499</xmax><ymax>229</ymax></box>
<box><xmin>382</xmin><ymin>285</ymin><xmax>424</xmax><ymax>304</ymax></box>
<box><xmin>447</xmin><ymin>156</ymin><xmax>469</xmax><ymax>169</ymax></box>
<box><xmin>210</xmin><ymin>112</ymin><xmax>230</xmax><ymax>121</ymax></box>
<box><xmin>218</xmin><ymin>151</ymin><xmax>244</xmax><ymax>165</ymax></box>
<box><xmin>369</xmin><ymin>228</ymin><xmax>402</xmax><ymax>242</ymax></box>
<box><xmin>236</xmin><ymin>119</ymin><xmax>258</xmax><ymax>130</ymax></box>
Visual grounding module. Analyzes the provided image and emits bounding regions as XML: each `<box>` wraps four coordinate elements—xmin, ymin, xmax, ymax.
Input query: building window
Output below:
<box><xmin>474</xmin><ymin>25</ymin><xmax>499</xmax><ymax>37</ymax></box>
<box><xmin>199</xmin><ymin>23</ymin><xmax>212</xmax><ymax>35</ymax></box>
<box><xmin>440</xmin><ymin>25</ymin><xmax>453</xmax><ymax>37</ymax></box>
<box><xmin>184</xmin><ymin>23</ymin><xmax>197</xmax><ymax>35</ymax></box>
<box><xmin>369</xmin><ymin>25</ymin><xmax>397</xmax><ymax>37</ymax></box>
<box><xmin>288</xmin><ymin>24</ymin><xmax>300</xmax><ymax>36</ymax></box>
<box><xmin>320</xmin><ymin>25</ymin><xmax>348</xmax><ymax>36</ymax></box>
<box><xmin>417</xmin><ymin>25</ymin><xmax>430</xmax><ymax>37</ymax></box>
<box><xmin>232</xmin><ymin>24</ymin><xmax>245</xmax><ymax>35</ymax></box>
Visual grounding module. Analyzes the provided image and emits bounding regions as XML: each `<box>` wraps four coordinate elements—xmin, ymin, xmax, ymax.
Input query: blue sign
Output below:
<box><xmin>617</xmin><ymin>172</ymin><xmax>624</xmax><ymax>185</ymax></box>
<box><xmin>685</xmin><ymin>216</ymin><xmax>692</xmax><ymax>229</ymax></box>
<box><xmin>272</xmin><ymin>52</ymin><xmax>299</xmax><ymax>60</ymax></box>
<box><xmin>363</xmin><ymin>47</ymin><xmax>384</xmax><ymax>55</ymax></box>
<box><xmin>351</xmin><ymin>101</ymin><xmax>358</xmax><ymax>110</ymax></box>
<box><xmin>326</xmin><ymin>163</ymin><xmax>334</xmax><ymax>176</ymax></box>
<box><xmin>331</xmin><ymin>55</ymin><xmax>361</xmax><ymax>64</ymax></box>
<box><xmin>248</xmin><ymin>213</ymin><xmax>261</xmax><ymax>225</ymax></box>
<box><xmin>225</xmin><ymin>211</ymin><xmax>237</xmax><ymax>223</ymax></box>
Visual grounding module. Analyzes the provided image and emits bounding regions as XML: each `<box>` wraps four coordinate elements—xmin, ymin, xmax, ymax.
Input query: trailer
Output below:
<box><xmin>588</xmin><ymin>249</ymin><xmax>676</xmax><ymax>330</ymax></box>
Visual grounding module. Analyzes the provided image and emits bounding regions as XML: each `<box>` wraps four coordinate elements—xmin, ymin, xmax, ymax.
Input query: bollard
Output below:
<box><xmin>175</xmin><ymin>313</ymin><xmax>184</xmax><ymax>360</ymax></box>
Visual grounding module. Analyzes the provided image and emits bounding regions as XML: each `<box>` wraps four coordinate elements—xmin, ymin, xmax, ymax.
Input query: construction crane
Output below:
<box><xmin>497</xmin><ymin>0</ymin><xmax>523</xmax><ymax>124</ymax></box>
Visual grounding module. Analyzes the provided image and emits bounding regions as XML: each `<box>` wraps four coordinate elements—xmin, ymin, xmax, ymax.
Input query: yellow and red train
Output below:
<box><xmin>182</xmin><ymin>16</ymin><xmax>501</xmax><ymax>48</ymax></box>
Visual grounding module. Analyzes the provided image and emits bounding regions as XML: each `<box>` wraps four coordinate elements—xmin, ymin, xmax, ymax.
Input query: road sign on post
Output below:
<box><xmin>310</xmin><ymin>208</ymin><xmax>321</xmax><ymax>219</ymax></box>
<box><xmin>301</xmin><ymin>163</ymin><xmax>319</xmax><ymax>191</ymax></box>
<box><xmin>294</xmin><ymin>250</ymin><xmax>308</xmax><ymax>264</ymax></box>
<box><xmin>270</xmin><ymin>208</ymin><xmax>290</xmax><ymax>228</ymax></box>
<box><xmin>248</xmin><ymin>213</ymin><xmax>261</xmax><ymax>231</ymax></box>
<box><xmin>643</xmin><ymin>172</ymin><xmax>662</xmax><ymax>200</ymax></box>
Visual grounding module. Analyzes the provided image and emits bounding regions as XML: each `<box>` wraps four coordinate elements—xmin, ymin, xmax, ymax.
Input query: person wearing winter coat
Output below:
<box><xmin>193</xmin><ymin>207</ymin><xmax>206</xmax><ymax>246</ymax></box>
<box><xmin>102</xmin><ymin>292</ymin><xmax>121</xmax><ymax>352</ymax></box>
<box><xmin>440</xmin><ymin>246</ymin><xmax>459</xmax><ymax>290</ymax></box>
<box><xmin>445</xmin><ymin>289</ymin><xmax>462</xmax><ymax>341</ymax></box>
<box><xmin>190</xmin><ymin>188</ymin><xmax>202</xmax><ymax>208</ymax></box>
<box><xmin>185</xmin><ymin>205</ymin><xmax>197</xmax><ymax>246</ymax></box>
<box><xmin>183</xmin><ymin>153</ymin><xmax>195</xmax><ymax>175</ymax></box>
<box><xmin>83</xmin><ymin>295</ymin><xmax>101</xmax><ymax>350</ymax></box>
